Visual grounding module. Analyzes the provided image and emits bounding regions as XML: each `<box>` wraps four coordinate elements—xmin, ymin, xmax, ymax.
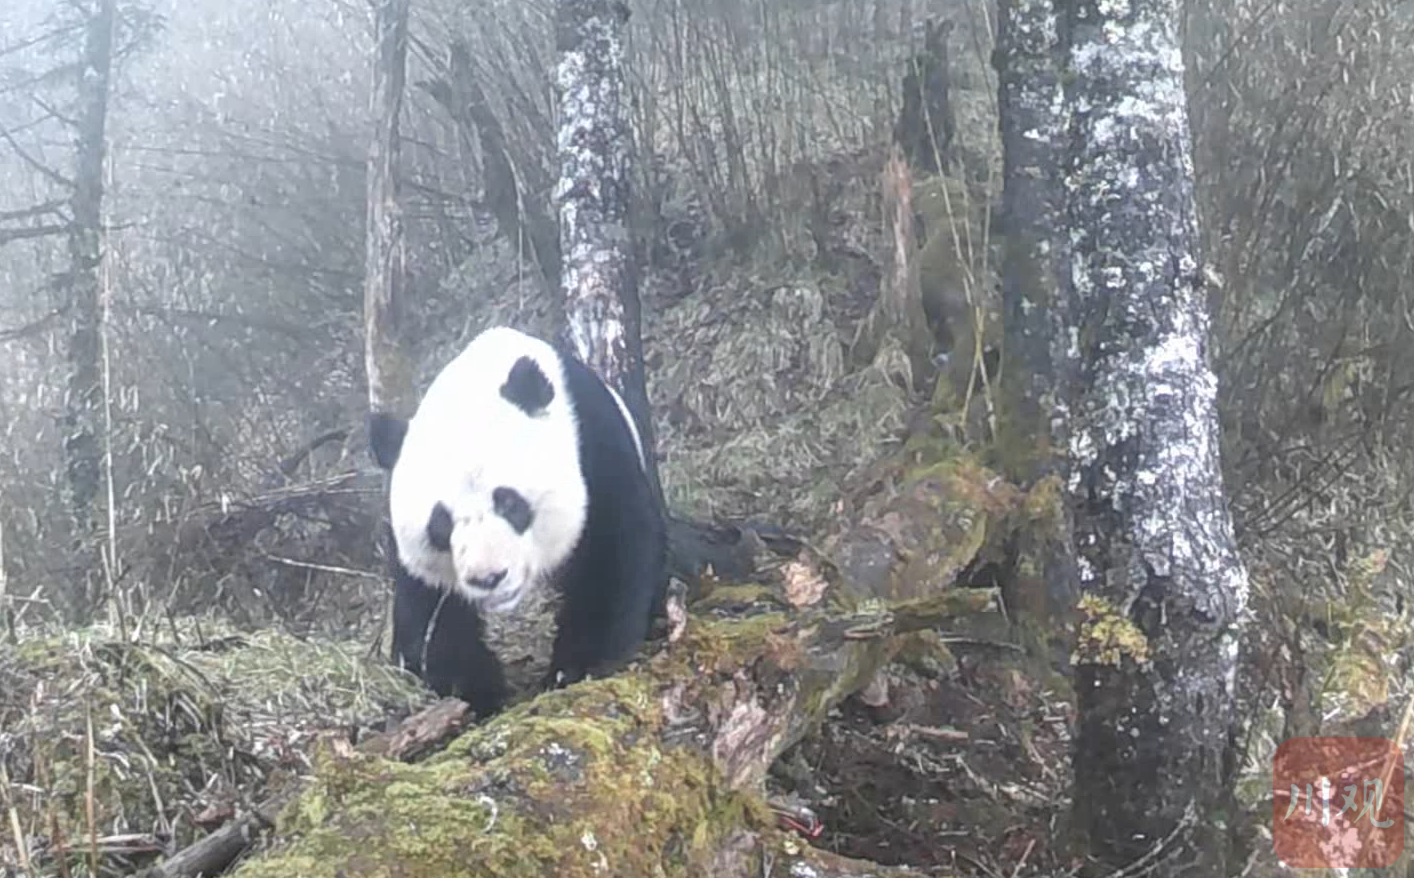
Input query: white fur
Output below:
<box><xmin>387</xmin><ymin>326</ymin><xmax>588</xmax><ymax>613</ymax></box>
<box><xmin>607</xmin><ymin>384</ymin><xmax>646</xmax><ymax>471</ymax></box>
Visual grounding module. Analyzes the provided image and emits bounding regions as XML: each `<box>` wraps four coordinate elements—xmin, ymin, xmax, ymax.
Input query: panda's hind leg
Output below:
<box><xmin>392</xmin><ymin>567</ymin><xmax>509</xmax><ymax>718</ymax></box>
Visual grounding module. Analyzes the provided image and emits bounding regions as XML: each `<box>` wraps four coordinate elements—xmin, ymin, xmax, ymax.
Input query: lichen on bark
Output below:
<box><xmin>554</xmin><ymin>0</ymin><xmax>633</xmax><ymax>379</ymax></box>
<box><xmin>554</xmin><ymin>0</ymin><xmax>661</xmax><ymax>498</ymax></box>
<box><xmin>1061</xmin><ymin>0</ymin><xmax>1250</xmax><ymax>873</ymax></box>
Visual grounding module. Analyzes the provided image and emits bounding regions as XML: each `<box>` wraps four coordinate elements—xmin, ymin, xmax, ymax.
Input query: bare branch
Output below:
<box><xmin>0</xmin><ymin>125</ymin><xmax>73</xmax><ymax>189</ymax></box>
<box><xmin>0</xmin><ymin>223</ymin><xmax>68</xmax><ymax>246</ymax></box>
<box><xmin>0</xmin><ymin>308</ymin><xmax>66</xmax><ymax>343</ymax></box>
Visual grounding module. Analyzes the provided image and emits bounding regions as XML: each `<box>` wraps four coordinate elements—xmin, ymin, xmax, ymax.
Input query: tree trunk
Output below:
<box><xmin>553</xmin><ymin>0</ymin><xmax>662</xmax><ymax>503</ymax></box>
<box><xmin>61</xmin><ymin>0</ymin><xmax>117</xmax><ymax>621</ymax></box>
<box><xmin>362</xmin><ymin>0</ymin><xmax>413</xmax><ymax>666</ymax></box>
<box><xmin>994</xmin><ymin>0</ymin><xmax>1081</xmax><ymax>665</ymax></box>
<box><xmin>1062</xmin><ymin>0</ymin><xmax>1249</xmax><ymax>873</ymax></box>
<box><xmin>363</xmin><ymin>0</ymin><xmax>413</xmax><ymax>417</ymax></box>
<box><xmin>996</xmin><ymin>0</ymin><xmax>1073</xmax><ymax>482</ymax></box>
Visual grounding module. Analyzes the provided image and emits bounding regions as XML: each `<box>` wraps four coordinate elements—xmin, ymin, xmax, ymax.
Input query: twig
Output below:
<box><xmin>1378</xmin><ymin>694</ymin><xmax>1414</xmax><ymax>806</ymax></box>
<box><xmin>100</xmin><ymin>139</ymin><xmax>127</xmax><ymax>641</ymax></box>
<box><xmin>260</xmin><ymin>552</ymin><xmax>383</xmax><ymax>579</ymax></box>
<box><xmin>85</xmin><ymin>700</ymin><xmax>99</xmax><ymax>877</ymax></box>
<box><xmin>0</xmin><ymin>515</ymin><xmax>9</xmax><ymax>639</ymax></box>
<box><xmin>0</xmin><ymin>759</ymin><xmax>31</xmax><ymax>872</ymax></box>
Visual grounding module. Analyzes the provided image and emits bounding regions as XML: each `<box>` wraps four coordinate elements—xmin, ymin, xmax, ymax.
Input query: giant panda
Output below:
<box><xmin>367</xmin><ymin>325</ymin><xmax>667</xmax><ymax>718</ymax></box>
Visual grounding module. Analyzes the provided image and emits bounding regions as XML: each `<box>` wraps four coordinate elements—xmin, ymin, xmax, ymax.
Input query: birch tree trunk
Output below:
<box><xmin>1062</xmin><ymin>1</ymin><xmax>1249</xmax><ymax>872</ymax></box>
<box><xmin>363</xmin><ymin>0</ymin><xmax>412</xmax><ymax>417</ymax></box>
<box><xmin>62</xmin><ymin>0</ymin><xmax>117</xmax><ymax>620</ymax></box>
<box><xmin>553</xmin><ymin>0</ymin><xmax>662</xmax><ymax>502</ymax></box>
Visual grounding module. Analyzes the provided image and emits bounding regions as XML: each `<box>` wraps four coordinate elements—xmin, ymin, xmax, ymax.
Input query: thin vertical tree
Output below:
<box><xmin>363</xmin><ymin>0</ymin><xmax>412</xmax><ymax>662</ymax></box>
<box><xmin>996</xmin><ymin>0</ymin><xmax>1073</xmax><ymax>479</ymax></box>
<box><xmin>1060</xmin><ymin>0</ymin><xmax>1249</xmax><ymax>872</ymax></box>
<box><xmin>363</xmin><ymin>0</ymin><xmax>412</xmax><ymax>419</ymax></box>
<box><xmin>63</xmin><ymin>0</ymin><xmax>118</xmax><ymax>619</ymax></box>
<box><xmin>995</xmin><ymin>0</ymin><xmax>1081</xmax><ymax>651</ymax></box>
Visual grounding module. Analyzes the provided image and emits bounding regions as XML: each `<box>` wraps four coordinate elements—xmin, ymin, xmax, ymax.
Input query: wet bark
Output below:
<box><xmin>1062</xmin><ymin>0</ymin><xmax>1250</xmax><ymax>873</ymax></box>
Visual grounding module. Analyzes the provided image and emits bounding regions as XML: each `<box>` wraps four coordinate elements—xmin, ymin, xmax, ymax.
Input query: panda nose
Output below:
<box><xmin>469</xmin><ymin>570</ymin><xmax>506</xmax><ymax>591</ymax></box>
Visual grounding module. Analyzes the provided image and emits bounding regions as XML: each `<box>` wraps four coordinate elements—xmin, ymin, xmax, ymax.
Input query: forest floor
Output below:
<box><xmin>780</xmin><ymin>637</ymin><xmax>1074</xmax><ymax>873</ymax></box>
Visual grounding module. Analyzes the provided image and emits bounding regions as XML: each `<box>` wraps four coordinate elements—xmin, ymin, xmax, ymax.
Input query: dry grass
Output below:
<box><xmin>0</xmin><ymin>618</ymin><xmax>431</xmax><ymax>876</ymax></box>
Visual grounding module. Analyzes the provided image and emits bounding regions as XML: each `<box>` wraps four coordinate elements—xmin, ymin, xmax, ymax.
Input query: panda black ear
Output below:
<box><xmin>501</xmin><ymin>355</ymin><xmax>554</xmax><ymax>415</ymax></box>
<box><xmin>368</xmin><ymin>412</ymin><xmax>408</xmax><ymax>470</ymax></box>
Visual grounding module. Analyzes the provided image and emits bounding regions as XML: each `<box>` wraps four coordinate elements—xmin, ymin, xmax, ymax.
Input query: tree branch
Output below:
<box><xmin>0</xmin><ymin>198</ymin><xmax>67</xmax><ymax>222</ymax></box>
<box><xmin>0</xmin><ymin>222</ymin><xmax>68</xmax><ymax>246</ymax></box>
<box><xmin>0</xmin><ymin>307</ymin><xmax>66</xmax><ymax>342</ymax></box>
<box><xmin>0</xmin><ymin>124</ymin><xmax>73</xmax><ymax>189</ymax></box>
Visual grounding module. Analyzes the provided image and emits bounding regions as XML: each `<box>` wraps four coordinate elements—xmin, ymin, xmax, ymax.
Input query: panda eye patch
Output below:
<box><xmin>492</xmin><ymin>487</ymin><xmax>534</xmax><ymax>534</ymax></box>
<box><xmin>426</xmin><ymin>503</ymin><xmax>453</xmax><ymax>551</ymax></box>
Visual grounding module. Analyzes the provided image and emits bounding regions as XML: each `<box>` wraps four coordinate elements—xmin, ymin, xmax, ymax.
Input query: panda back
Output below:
<box><xmin>555</xmin><ymin>346</ymin><xmax>652</xmax><ymax>494</ymax></box>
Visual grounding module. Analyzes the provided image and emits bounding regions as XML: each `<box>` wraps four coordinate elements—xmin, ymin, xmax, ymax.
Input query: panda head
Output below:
<box><xmin>368</xmin><ymin>327</ymin><xmax>588</xmax><ymax>613</ymax></box>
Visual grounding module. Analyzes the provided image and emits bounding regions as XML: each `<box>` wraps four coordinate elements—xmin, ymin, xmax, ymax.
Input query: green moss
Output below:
<box><xmin>693</xmin><ymin>584</ymin><xmax>790</xmax><ymax>614</ymax></box>
<box><xmin>894</xmin><ymin>629</ymin><xmax>958</xmax><ymax>678</ymax></box>
<box><xmin>227</xmin><ymin>605</ymin><xmax>839</xmax><ymax>877</ymax></box>
<box><xmin>1072</xmin><ymin>594</ymin><xmax>1151</xmax><ymax>666</ymax></box>
<box><xmin>235</xmin><ymin>685</ymin><xmax>771</xmax><ymax>878</ymax></box>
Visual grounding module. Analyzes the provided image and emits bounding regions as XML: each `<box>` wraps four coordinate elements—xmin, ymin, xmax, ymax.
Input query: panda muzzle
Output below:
<box><xmin>467</xmin><ymin>570</ymin><xmax>507</xmax><ymax>591</ymax></box>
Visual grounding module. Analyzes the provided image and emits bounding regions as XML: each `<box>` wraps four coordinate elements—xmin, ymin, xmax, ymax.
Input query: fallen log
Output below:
<box><xmin>226</xmin><ymin>588</ymin><xmax>994</xmax><ymax>878</ymax></box>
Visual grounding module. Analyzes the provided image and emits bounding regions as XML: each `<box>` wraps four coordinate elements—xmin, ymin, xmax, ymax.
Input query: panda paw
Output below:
<box><xmin>540</xmin><ymin>665</ymin><xmax>589</xmax><ymax>692</ymax></box>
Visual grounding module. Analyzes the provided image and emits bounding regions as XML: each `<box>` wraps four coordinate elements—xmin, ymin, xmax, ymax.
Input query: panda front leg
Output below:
<box><xmin>543</xmin><ymin>528</ymin><xmax>664</xmax><ymax>691</ymax></box>
<box><xmin>392</xmin><ymin>570</ymin><xmax>510</xmax><ymax>718</ymax></box>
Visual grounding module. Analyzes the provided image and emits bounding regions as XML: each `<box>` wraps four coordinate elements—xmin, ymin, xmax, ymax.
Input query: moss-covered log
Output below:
<box><xmin>225</xmin><ymin>587</ymin><xmax>991</xmax><ymax>878</ymax></box>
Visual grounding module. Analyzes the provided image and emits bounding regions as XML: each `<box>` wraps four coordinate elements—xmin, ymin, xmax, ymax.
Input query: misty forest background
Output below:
<box><xmin>2</xmin><ymin>0</ymin><xmax>1414</xmax><ymax>874</ymax></box>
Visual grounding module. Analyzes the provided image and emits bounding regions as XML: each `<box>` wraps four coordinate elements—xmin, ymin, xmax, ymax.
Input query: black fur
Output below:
<box><xmin>368</xmin><ymin>412</ymin><xmax>408</xmax><ymax>470</ymax></box>
<box><xmin>500</xmin><ymin>355</ymin><xmax>555</xmax><ymax>415</ymax></box>
<box><xmin>386</xmin><ymin>534</ymin><xmax>509</xmax><ymax>717</ymax></box>
<box><xmin>426</xmin><ymin>503</ymin><xmax>453</xmax><ymax>551</ymax></box>
<box><xmin>492</xmin><ymin>486</ymin><xmax>534</xmax><ymax>534</ymax></box>
<box><xmin>370</xmin><ymin>341</ymin><xmax>666</xmax><ymax>718</ymax></box>
<box><xmin>541</xmin><ymin>342</ymin><xmax>667</xmax><ymax>691</ymax></box>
